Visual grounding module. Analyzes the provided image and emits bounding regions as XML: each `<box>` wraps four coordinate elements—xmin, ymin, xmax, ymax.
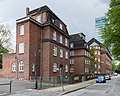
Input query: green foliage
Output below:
<box><xmin>0</xmin><ymin>46</ymin><xmax>9</xmax><ymax>68</ymax></box>
<box><xmin>101</xmin><ymin>0</ymin><xmax>120</xmax><ymax>60</ymax></box>
<box><xmin>117</xmin><ymin>63</ymin><xmax>120</xmax><ymax>71</ymax></box>
<box><xmin>86</xmin><ymin>48</ymin><xmax>98</xmax><ymax>74</ymax></box>
<box><xmin>112</xmin><ymin>60</ymin><xmax>117</xmax><ymax>71</ymax></box>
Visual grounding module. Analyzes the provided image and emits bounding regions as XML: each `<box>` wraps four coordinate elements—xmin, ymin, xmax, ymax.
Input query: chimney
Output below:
<box><xmin>26</xmin><ymin>7</ymin><xmax>29</xmax><ymax>16</ymax></box>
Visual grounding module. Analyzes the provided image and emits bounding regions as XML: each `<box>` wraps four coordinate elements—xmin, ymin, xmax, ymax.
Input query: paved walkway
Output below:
<box><xmin>7</xmin><ymin>79</ymin><xmax>95</xmax><ymax>96</ymax></box>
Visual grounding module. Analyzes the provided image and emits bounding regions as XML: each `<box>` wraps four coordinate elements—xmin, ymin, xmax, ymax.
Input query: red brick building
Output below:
<box><xmin>2</xmin><ymin>5</ymin><xmax>70</xmax><ymax>80</ymax></box>
<box><xmin>69</xmin><ymin>33</ymin><xmax>90</xmax><ymax>75</ymax></box>
<box><xmin>88</xmin><ymin>38</ymin><xmax>112</xmax><ymax>75</ymax></box>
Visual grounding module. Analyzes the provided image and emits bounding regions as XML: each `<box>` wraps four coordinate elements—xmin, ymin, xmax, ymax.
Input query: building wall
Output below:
<box><xmin>2</xmin><ymin>54</ymin><xmax>16</xmax><ymax>78</ymax></box>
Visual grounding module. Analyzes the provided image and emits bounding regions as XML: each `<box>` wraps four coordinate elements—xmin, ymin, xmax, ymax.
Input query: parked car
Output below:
<box><xmin>114</xmin><ymin>73</ymin><xmax>118</xmax><ymax>76</ymax></box>
<box><xmin>96</xmin><ymin>76</ymin><xmax>106</xmax><ymax>83</ymax></box>
<box><xmin>105</xmin><ymin>75</ymin><xmax>111</xmax><ymax>80</ymax></box>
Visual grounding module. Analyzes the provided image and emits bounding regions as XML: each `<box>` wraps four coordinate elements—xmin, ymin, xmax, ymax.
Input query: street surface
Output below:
<box><xmin>63</xmin><ymin>75</ymin><xmax>120</xmax><ymax>96</ymax></box>
<box><xmin>0</xmin><ymin>78</ymin><xmax>35</xmax><ymax>95</ymax></box>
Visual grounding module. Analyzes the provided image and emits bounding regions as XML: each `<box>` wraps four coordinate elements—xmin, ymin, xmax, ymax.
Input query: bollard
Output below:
<box><xmin>10</xmin><ymin>80</ymin><xmax>12</xmax><ymax>93</ymax></box>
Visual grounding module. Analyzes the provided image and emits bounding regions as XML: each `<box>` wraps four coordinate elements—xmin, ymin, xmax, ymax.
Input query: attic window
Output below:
<box><xmin>60</xmin><ymin>23</ymin><xmax>63</xmax><ymax>30</ymax></box>
<box><xmin>36</xmin><ymin>15</ymin><xmax>41</xmax><ymax>23</ymax></box>
<box><xmin>52</xmin><ymin>19</ymin><xmax>55</xmax><ymax>24</ymax></box>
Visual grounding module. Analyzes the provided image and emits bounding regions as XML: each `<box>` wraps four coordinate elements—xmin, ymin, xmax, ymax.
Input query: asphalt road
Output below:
<box><xmin>63</xmin><ymin>75</ymin><xmax>120</xmax><ymax>96</ymax></box>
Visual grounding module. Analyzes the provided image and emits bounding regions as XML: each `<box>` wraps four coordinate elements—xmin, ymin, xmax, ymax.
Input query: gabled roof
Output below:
<box><xmin>70</xmin><ymin>33</ymin><xmax>85</xmax><ymax>42</ymax></box>
<box><xmin>28</xmin><ymin>5</ymin><xmax>66</xmax><ymax>26</ymax></box>
<box><xmin>87</xmin><ymin>38</ymin><xmax>101</xmax><ymax>46</ymax></box>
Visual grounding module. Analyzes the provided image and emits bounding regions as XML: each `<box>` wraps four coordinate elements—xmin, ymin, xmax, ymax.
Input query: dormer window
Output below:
<box><xmin>60</xmin><ymin>23</ymin><xmax>63</xmax><ymax>30</ymax></box>
<box><xmin>36</xmin><ymin>15</ymin><xmax>41</xmax><ymax>23</ymax></box>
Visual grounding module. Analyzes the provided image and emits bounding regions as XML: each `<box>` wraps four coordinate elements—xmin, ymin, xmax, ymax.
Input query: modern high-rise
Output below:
<box><xmin>95</xmin><ymin>16</ymin><xmax>106</xmax><ymax>42</ymax></box>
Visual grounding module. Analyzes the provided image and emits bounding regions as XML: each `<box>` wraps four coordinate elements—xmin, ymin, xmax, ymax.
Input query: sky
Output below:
<box><xmin>0</xmin><ymin>0</ymin><xmax>110</xmax><ymax>50</ymax></box>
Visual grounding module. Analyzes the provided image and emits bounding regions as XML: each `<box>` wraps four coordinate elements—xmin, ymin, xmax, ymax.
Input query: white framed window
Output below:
<box><xmin>65</xmin><ymin>38</ymin><xmax>68</xmax><ymax>46</ymax></box>
<box><xmin>65</xmin><ymin>51</ymin><xmax>68</xmax><ymax>59</ymax></box>
<box><xmin>12</xmin><ymin>63</ymin><xmax>16</xmax><ymax>72</ymax></box>
<box><xmin>70</xmin><ymin>68</ymin><xmax>74</xmax><ymax>73</ymax></box>
<box><xmin>53</xmin><ymin>63</ymin><xmax>57</xmax><ymax>72</ymax></box>
<box><xmin>19</xmin><ymin>61</ymin><xmax>24</xmax><ymax>72</ymax></box>
<box><xmin>98</xmin><ymin>58</ymin><xmax>100</xmax><ymax>62</ymax></box>
<box><xmin>36</xmin><ymin>15</ymin><xmax>41</xmax><ymax>23</ymax></box>
<box><xmin>70</xmin><ymin>43</ymin><xmax>74</xmax><ymax>48</ymax></box>
<box><xmin>95</xmin><ymin>51</ymin><xmax>97</xmax><ymax>55</ymax></box>
<box><xmin>70</xmin><ymin>51</ymin><xmax>74</xmax><ymax>56</ymax></box>
<box><xmin>95</xmin><ymin>57</ymin><xmax>97</xmax><ymax>61</ymax></box>
<box><xmin>65</xmin><ymin>65</ymin><xmax>68</xmax><ymax>72</ymax></box>
<box><xmin>32</xmin><ymin>63</ymin><xmax>35</xmax><ymax>72</ymax></box>
<box><xmin>53</xmin><ymin>46</ymin><xmax>57</xmax><ymax>56</ymax></box>
<box><xmin>85</xmin><ymin>59</ymin><xmax>87</xmax><ymax>64</ymax></box>
<box><xmin>60</xmin><ymin>35</ymin><xmax>63</xmax><ymax>44</ymax></box>
<box><xmin>98</xmin><ymin>64</ymin><xmax>101</xmax><ymax>69</ymax></box>
<box><xmin>53</xmin><ymin>31</ymin><xmax>56</xmax><ymax>41</ymax></box>
<box><xmin>85</xmin><ymin>50</ymin><xmax>87</xmax><ymax>55</ymax></box>
<box><xmin>20</xmin><ymin>24</ymin><xmax>24</xmax><ymax>35</ymax></box>
<box><xmin>19</xmin><ymin>43</ymin><xmax>24</xmax><ymax>54</ymax></box>
<box><xmin>60</xmin><ymin>49</ymin><xmax>63</xmax><ymax>58</ymax></box>
<box><xmin>98</xmin><ymin>51</ymin><xmax>100</xmax><ymax>55</ymax></box>
<box><xmin>70</xmin><ymin>59</ymin><xmax>74</xmax><ymax>64</ymax></box>
<box><xmin>60</xmin><ymin>23</ymin><xmax>63</xmax><ymax>30</ymax></box>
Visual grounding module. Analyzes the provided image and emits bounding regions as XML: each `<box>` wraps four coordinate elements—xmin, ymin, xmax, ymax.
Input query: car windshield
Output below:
<box><xmin>98</xmin><ymin>76</ymin><xmax>104</xmax><ymax>79</ymax></box>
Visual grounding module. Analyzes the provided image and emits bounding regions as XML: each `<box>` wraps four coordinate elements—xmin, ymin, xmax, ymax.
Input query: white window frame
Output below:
<box><xmin>19</xmin><ymin>61</ymin><xmax>24</xmax><ymax>72</ymax></box>
<box><xmin>85</xmin><ymin>50</ymin><xmax>87</xmax><ymax>55</ymax></box>
<box><xmin>65</xmin><ymin>65</ymin><xmax>68</xmax><ymax>72</ymax></box>
<box><xmin>70</xmin><ymin>43</ymin><xmax>74</xmax><ymax>48</ymax></box>
<box><xmin>65</xmin><ymin>51</ymin><xmax>68</xmax><ymax>59</ymax></box>
<box><xmin>53</xmin><ymin>63</ymin><xmax>57</xmax><ymax>72</ymax></box>
<box><xmin>60</xmin><ymin>23</ymin><xmax>63</xmax><ymax>30</ymax></box>
<box><xmin>12</xmin><ymin>63</ymin><xmax>16</xmax><ymax>72</ymax></box>
<box><xmin>19</xmin><ymin>43</ymin><xmax>24</xmax><ymax>54</ymax></box>
<box><xmin>70</xmin><ymin>51</ymin><xmax>74</xmax><ymax>56</ymax></box>
<box><xmin>70</xmin><ymin>59</ymin><xmax>74</xmax><ymax>64</ymax></box>
<box><xmin>20</xmin><ymin>24</ymin><xmax>24</xmax><ymax>35</ymax></box>
<box><xmin>36</xmin><ymin>15</ymin><xmax>41</xmax><ymax>23</ymax></box>
<box><xmin>53</xmin><ymin>46</ymin><xmax>57</xmax><ymax>56</ymax></box>
<box><xmin>60</xmin><ymin>49</ymin><xmax>63</xmax><ymax>58</ymax></box>
<box><xmin>60</xmin><ymin>35</ymin><xmax>63</xmax><ymax>44</ymax></box>
<box><xmin>53</xmin><ymin>31</ymin><xmax>56</xmax><ymax>41</ymax></box>
<box><xmin>65</xmin><ymin>38</ymin><xmax>68</xmax><ymax>46</ymax></box>
<box><xmin>70</xmin><ymin>67</ymin><xmax>74</xmax><ymax>73</ymax></box>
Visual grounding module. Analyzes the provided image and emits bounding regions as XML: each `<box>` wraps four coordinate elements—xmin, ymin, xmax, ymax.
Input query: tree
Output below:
<box><xmin>101</xmin><ymin>0</ymin><xmax>120</xmax><ymax>60</ymax></box>
<box><xmin>0</xmin><ymin>24</ymin><xmax>12</xmax><ymax>68</ymax></box>
<box><xmin>87</xmin><ymin>48</ymin><xmax>98</xmax><ymax>75</ymax></box>
<box><xmin>112</xmin><ymin>60</ymin><xmax>117</xmax><ymax>71</ymax></box>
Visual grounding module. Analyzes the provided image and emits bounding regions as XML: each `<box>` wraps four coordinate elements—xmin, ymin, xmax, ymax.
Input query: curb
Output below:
<box><xmin>60</xmin><ymin>80</ymin><xmax>95</xmax><ymax>95</ymax></box>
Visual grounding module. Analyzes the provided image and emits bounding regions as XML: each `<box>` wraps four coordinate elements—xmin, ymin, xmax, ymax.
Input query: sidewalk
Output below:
<box><xmin>8</xmin><ymin>79</ymin><xmax>95</xmax><ymax>96</ymax></box>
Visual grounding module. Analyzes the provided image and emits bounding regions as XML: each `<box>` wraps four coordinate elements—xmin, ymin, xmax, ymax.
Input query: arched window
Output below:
<box><xmin>65</xmin><ymin>65</ymin><xmax>68</xmax><ymax>72</ymax></box>
<box><xmin>12</xmin><ymin>63</ymin><xmax>16</xmax><ymax>72</ymax></box>
<box><xmin>19</xmin><ymin>61</ymin><xmax>24</xmax><ymax>72</ymax></box>
<box><xmin>53</xmin><ymin>63</ymin><xmax>57</xmax><ymax>72</ymax></box>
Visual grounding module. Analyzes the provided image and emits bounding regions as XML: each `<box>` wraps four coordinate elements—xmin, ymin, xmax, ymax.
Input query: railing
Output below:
<box><xmin>0</xmin><ymin>80</ymin><xmax>12</xmax><ymax>93</ymax></box>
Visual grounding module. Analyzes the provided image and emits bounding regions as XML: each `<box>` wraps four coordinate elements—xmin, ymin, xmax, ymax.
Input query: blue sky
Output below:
<box><xmin>0</xmin><ymin>0</ymin><xmax>110</xmax><ymax>50</ymax></box>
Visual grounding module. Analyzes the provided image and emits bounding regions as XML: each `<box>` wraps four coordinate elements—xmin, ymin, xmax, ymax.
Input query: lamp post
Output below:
<box><xmin>34</xmin><ymin>48</ymin><xmax>38</xmax><ymax>89</ymax></box>
<box><xmin>14</xmin><ymin>56</ymin><xmax>18</xmax><ymax>79</ymax></box>
<box><xmin>59</xmin><ymin>64</ymin><xmax>64</xmax><ymax>91</ymax></box>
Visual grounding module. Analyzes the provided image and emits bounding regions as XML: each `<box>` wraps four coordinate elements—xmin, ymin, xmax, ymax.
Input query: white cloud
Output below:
<box><xmin>0</xmin><ymin>0</ymin><xmax>109</xmax><ymax>48</ymax></box>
